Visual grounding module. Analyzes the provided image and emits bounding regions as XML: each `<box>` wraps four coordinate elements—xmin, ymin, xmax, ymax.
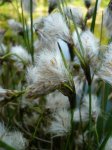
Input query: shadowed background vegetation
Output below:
<box><xmin>0</xmin><ymin>0</ymin><xmax>109</xmax><ymax>44</ymax></box>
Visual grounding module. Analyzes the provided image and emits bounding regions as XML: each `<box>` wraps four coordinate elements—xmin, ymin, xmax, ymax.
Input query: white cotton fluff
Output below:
<box><xmin>74</xmin><ymin>95</ymin><xmax>100</xmax><ymax>122</ymax></box>
<box><xmin>35</xmin><ymin>13</ymin><xmax>71</xmax><ymax>44</ymax></box>
<box><xmin>44</xmin><ymin>13</ymin><xmax>71</xmax><ymax>42</ymax></box>
<box><xmin>73</xmin><ymin>75</ymin><xmax>84</xmax><ymax>96</ymax></box>
<box><xmin>26</xmin><ymin>49</ymin><xmax>69</xmax><ymax>97</ymax></box>
<box><xmin>103</xmin><ymin>7</ymin><xmax>112</xmax><ymax>37</ymax></box>
<box><xmin>11</xmin><ymin>45</ymin><xmax>31</xmax><ymax>64</ymax></box>
<box><xmin>72</xmin><ymin>29</ymin><xmax>99</xmax><ymax>71</ymax></box>
<box><xmin>2</xmin><ymin>131</ymin><xmax>28</xmax><ymax>150</ymax></box>
<box><xmin>46</xmin><ymin>91</ymin><xmax>70</xmax><ymax>110</ymax></box>
<box><xmin>34</xmin><ymin>38</ymin><xmax>71</xmax><ymax>61</ymax></box>
<box><xmin>27</xmin><ymin>49</ymin><xmax>68</xmax><ymax>85</ymax></box>
<box><xmin>72</xmin><ymin>29</ymin><xmax>99</xmax><ymax>58</ymax></box>
<box><xmin>105</xmin><ymin>137</ymin><xmax>112</xmax><ymax>150</ymax></box>
<box><xmin>0</xmin><ymin>122</ymin><xmax>28</xmax><ymax>150</ymax></box>
<box><xmin>64</xmin><ymin>6</ymin><xmax>83</xmax><ymax>26</ymax></box>
<box><xmin>26</xmin><ymin>66</ymin><xmax>39</xmax><ymax>85</ymax></box>
<box><xmin>97</xmin><ymin>43</ymin><xmax>112</xmax><ymax>85</ymax></box>
<box><xmin>8</xmin><ymin>19</ymin><xmax>23</xmax><ymax>33</ymax></box>
<box><xmin>47</xmin><ymin>109</ymin><xmax>71</xmax><ymax>135</ymax></box>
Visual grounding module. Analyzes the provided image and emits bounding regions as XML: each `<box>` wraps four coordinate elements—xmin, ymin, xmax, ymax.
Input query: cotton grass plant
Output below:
<box><xmin>0</xmin><ymin>0</ymin><xmax>112</xmax><ymax>149</ymax></box>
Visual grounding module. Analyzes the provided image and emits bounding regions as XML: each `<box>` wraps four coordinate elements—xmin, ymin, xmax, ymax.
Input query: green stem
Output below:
<box><xmin>30</xmin><ymin>0</ymin><xmax>34</xmax><ymax>63</ymax></box>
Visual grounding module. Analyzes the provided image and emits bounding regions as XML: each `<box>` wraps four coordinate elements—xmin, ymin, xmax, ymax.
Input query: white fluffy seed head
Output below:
<box><xmin>64</xmin><ymin>6</ymin><xmax>84</xmax><ymax>26</ymax></box>
<box><xmin>97</xmin><ymin>43</ymin><xmax>112</xmax><ymax>85</ymax></box>
<box><xmin>37</xmin><ymin>49</ymin><xmax>69</xmax><ymax>81</ymax></box>
<box><xmin>72</xmin><ymin>29</ymin><xmax>99</xmax><ymax>69</ymax></box>
<box><xmin>34</xmin><ymin>38</ymin><xmax>71</xmax><ymax>61</ymax></box>
<box><xmin>35</xmin><ymin>13</ymin><xmax>71</xmax><ymax>44</ymax></box>
<box><xmin>105</xmin><ymin>137</ymin><xmax>112</xmax><ymax>150</ymax></box>
<box><xmin>2</xmin><ymin>131</ymin><xmax>28</xmax><ymax>150</ymax></box>
<box><xmin>0</xmin><ymin>122</ymin><xmax>28</xmax><ymax>150</ymax></box>
<box><xmin>33</xmin><ymin>17</ymin><xmax>44</xmax><ymax>31</ymax></box>
<box><xmin>73</xmin><ymin>29</ymin><xmax>99</xmax><ymax>57</ymax></box>
<box><xmin>47</xmin><ymin>109</ymin><xmax>71</xmax><ymax>135</ymax></box>
<box><xmin>26</xmin><ymin>66</ymin><xmax>38</xmax><ymax>85</ymax></box>
<box><xmin>11</xmin><ymin>45</ymin><xmax>31</xmax><ymax>65</ymax></box>
<box><xmin>103</xmin><ymin>7</ymin><xmax>112</xmax><ymax>37</ymax></box>
<box><xmin>8</xmin><ymin>19</ymin><xmax>23</xmax><ymax>33</ymax></box>
<box><xmin>73</xmin><ymin>75</ymin><xmax>84</xmax><ymax>96</ymax></box>
<box><xmin>28</xmin><ymin>49</ymin><xmax>68</xmax><ymax>84</ymax></box>
<box><xmin>74</xmin><ymin>95</ymin><xmax>100</xmax><ymax>122</ymax></box>
<box><xmin>44</xmin><ymin>13</ymin><xmax>71</xmax><ymax>42</ymax></box>
<box><xmin>46</xmin><ymin>91</ymin><xmax>70</xmax><ymax>110</ymax></box>
<box><xmin>26</xmin><ymin>49</ymin><xmax>69</xmax><ymax>98</ymax></box>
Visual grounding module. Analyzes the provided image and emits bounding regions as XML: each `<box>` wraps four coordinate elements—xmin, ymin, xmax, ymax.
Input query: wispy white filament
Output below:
<box><xmin>0</xmin><ymin>122</ymin><xmax>28</xmax><ymax>150</ymax></box>
<box><xmin>72</xmin><ymin>29</ymin><xmax>99</xmax><ymax>69</ymax></box>
<box><xmin>11</xmin><ymin>45</ymin><xmax>31</xmax><ymax>65</ymax></box>
<box><xmin>103</xmin><ymin>7</ymin><xmax>112</xmax><ymax>37</ymax></box>
<box><xmin>35</xmin><ymin>13</ymin><xmax>71</xmax><ymax>44</ymax></box>
<box><xmin>26</xmin><ymin>49</ymin><xmax>69</xmax><ymax>97</ymax></box>
<box><xmin>46</xmin><ymin>91</ymin><xmax>70</xmax><ymax>110</ymax></box>
<box><xmin>64</xmin><ymin>6</ymin><xmax>83</xmax><ymax>26</ymax></box>
<box><xmin>8</xmin><ymin>19</ymin><xmax>23</xmax><ymax>33</ymax></box>
<box><xmin>105</xmin><ymin>137</ymin><xmax>112</xmax><ymax>150</ymax></box>
<box><xmin>74</xmin><ymin>95</ymin><xmax>100</xmax><ymax>122</ymax></box>
<box><xmin>47</xmin><ymin>109</ymin><xmax>71</xmax><ymax>135</ymax></box>
<box><xmin>97</xmin><ymin>43</ymin><xmax>112</xmax><ymax>85</ymax></box>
